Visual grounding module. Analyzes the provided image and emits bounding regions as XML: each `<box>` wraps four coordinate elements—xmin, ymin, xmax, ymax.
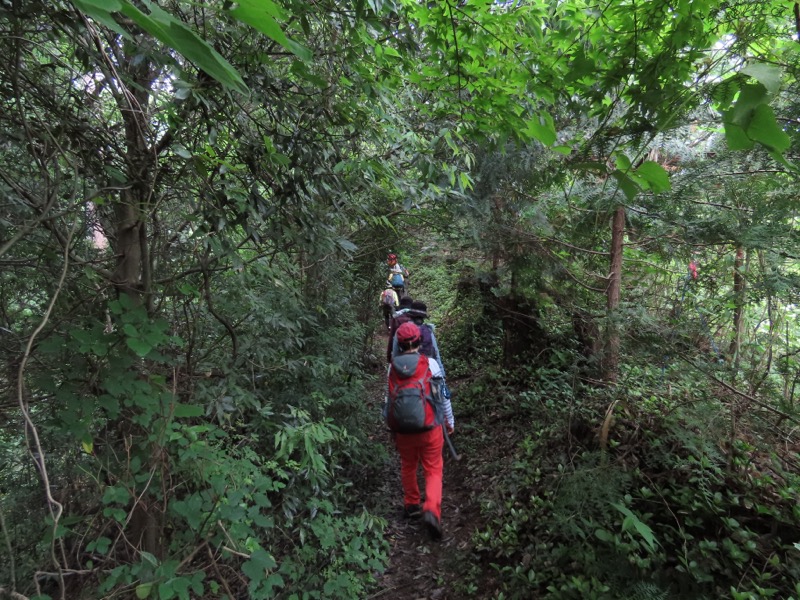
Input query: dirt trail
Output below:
<box><xmin>366</xmin><ymin>329</ymin><xmax>481</xmax><ymax>600</ymax></box>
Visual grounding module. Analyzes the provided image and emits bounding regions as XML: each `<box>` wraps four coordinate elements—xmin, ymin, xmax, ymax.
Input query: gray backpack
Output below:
<box><xmin>385</xmin><ymin>354</ymin><xmax>441</xmax><ymax>433</ymax></box>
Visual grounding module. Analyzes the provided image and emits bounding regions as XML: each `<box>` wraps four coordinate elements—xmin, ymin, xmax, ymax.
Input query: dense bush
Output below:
<box><xmin>462</xmin><ymin>356</ymin><xmax>800</xmax><ymax>599</ymax></box>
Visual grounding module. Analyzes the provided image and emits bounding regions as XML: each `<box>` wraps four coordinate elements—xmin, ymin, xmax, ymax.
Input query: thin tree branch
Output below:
<box><xmin>201</xmin><ymin>249</ymin><xmax>238</xmax><ymax>360</ymax></box>
<box><xmin>0</xmin><ymin>506</ymin><xmax>17</xmax><ymax>591</ymax></box>
<box><xmin>542</xmin><ymin>236</ymin><xmax>610</xmax><ymax>256</ymax></box>
<box><xmin>678</xmin><ymin>353</ymin><xmax>800</xmax><ymax>426</ymax></box>
<box><xmin>17</xmin><ymin>220</ymin><xmax>80</xmax><ymax>600</ymax></box>
<box><xmin>445</xmin><ymin>0</ymin><xmax>463</xmax><ymax>118</ymax></box>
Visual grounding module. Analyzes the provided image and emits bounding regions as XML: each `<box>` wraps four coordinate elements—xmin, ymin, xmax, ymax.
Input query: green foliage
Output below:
<box><xmin>433</xmin><ymin>271</ymin><xmax>505</xmax><ymax>378</ymax></box>
<box><xmin>2</xmin><ymin>254</ymin><xmax>387</xmax><ymax>598</ymax></box>
<box><xmin>4</xmin><ymin>0</ymin><xmax>800</xmax><ymax>598</ymax></box>
<box><xmin>74</xmin><ymin>0</ymin><xmax>249</xmax><ymax>94</ymax></box>
<box><xmin>460</xmin><ymin>347</ymin><xmax>800</xmax><ymax>599</ymax></box>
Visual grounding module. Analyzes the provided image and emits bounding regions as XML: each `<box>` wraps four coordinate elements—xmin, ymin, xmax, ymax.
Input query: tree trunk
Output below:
<box><xmin>109</xmin><ymin>52</ymin><xmax>164</xmax><ymax>558</ymax></box>
<box><xmin>603</xmin><ymin>205</ymin><xmax>625</xmax><ymax>383</ymax></box>
<box><xmin>751</xmin><ymin>250</ymin><xmax>775</xmax><ymax>395</ymax></box>
<box><xmin>500</xmin><ymin>265</ymin><xmax>548</xmax><ymax>365</ymax></box>
<box><xmin>110</xmin><ymin>51</ymin><xmax>157</xmax><ymax>308</ymax></box>
<box><xmin>490</xmin><ymin>194</ymin><xmax>504</xmax><ymax>271</ymax></box>
<box><xmin>729</xmin><ymin>245</ymin><xmax>746</xmax><ymax>371</ymax></box>
<box><xmin>111</xmin><ymin>195</ymin><xmax>144</xmax><ymax>300</ymax></box>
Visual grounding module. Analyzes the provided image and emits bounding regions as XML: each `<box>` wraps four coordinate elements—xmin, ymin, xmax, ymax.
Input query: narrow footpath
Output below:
<box><xmin>364</xmin><ymin>328</ymin><xmax>482</xmax><ymax>600</ymax></box>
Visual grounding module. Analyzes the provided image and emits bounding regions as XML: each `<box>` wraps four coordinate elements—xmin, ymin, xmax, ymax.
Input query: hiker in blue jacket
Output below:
<box><xmin>386</xmin><ymin>253</ymin><xmax>409</xmax><ymax>296</ymax></box>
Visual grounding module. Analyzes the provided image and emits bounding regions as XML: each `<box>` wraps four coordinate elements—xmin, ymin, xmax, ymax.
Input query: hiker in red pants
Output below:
<box><xmin>385</xmin><ymin>322</ymin><xmax>455</xmax><ymax>539</ymax></box>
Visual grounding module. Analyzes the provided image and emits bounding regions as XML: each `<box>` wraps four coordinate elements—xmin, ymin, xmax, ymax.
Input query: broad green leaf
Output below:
<box><xmin>264</xmin><ymin>573</ymin><xmax>285</xmax><ymax>592</ymax></box>
<box><xmin>614</xmin><ymin>153</ymin><xmax>632</xmax><ymax>171</ymax></box>
<box><xmin>768</xmin><ymin>150</ymin><xmax>800</xmax><ymax>175</ymax></box>
<box><xmin>103</xmin><ymin>507</ymin><xmax>127</xmax><ymax>522</ymax></box>
<box><xmin>74</xmin><ymin>0</ymin><xmax>122</xmax><ymax>9</ymax></box>
<box><xmin>723</xmin><ymin>122</ymin><xmax>754</xmax><ymax>150</ymax></box>
<box><xmin>741</xmin><ymin>62</ymin><xmax>782</xmax><ymax>95</ymax></box>
<box><xmin>98</xmin><ymin>395</ymin><xmax>120</xmax><ymax>417</ymax></box>
<box><xmin>157</xmin><ymin>581</ymin><xmax>175</xmax><ymax>600</ymax></box>
<box><xmin>229</xmin><ymin>0</ymin><xmax>312</xmax><ymax>62</ymax></box>
<box><xmin>459</xmin><ymin>171</ymin><xmax>473</xmax><ymax>191</ymax></box>
<box><xmin>103</xmin><ymin>485</ymin><xmax>131</xmax><ymax>505</ymax></box>
<box><xmin>336</xmin><ymin>238</ymin><xmax>358</xmax><ymax>252</ymax></box>
<box><xmin>284</xmin><ymin>39</ymin><xmax>313</xmax><ymax>62</ymax></box>
<box><xmin>118</xmin><ymin>3</ymin><xmax>174</xmax><ymax>53</ymax></box>
<box><xmin>595</xmin><ymin>528</ymin><xmax>614</xmax><ymax>542</ymax></box>
<box><xmin>88</xmin><ymin>537</ymin><xmax>112</xmax><ymax>555</ymax></box>
<box><xmin>173</xmin><ymin>403</ymin><xmax>204</xmax><ymax>418</ymax></box>
<box><xmin>612</xmin><ymin>502</ymin><xmax>658</xmax><ymax>551</ymax></box>
<box><xmin>290</xmin><ymin>60</ymin><xmax>327</xmax><ymax>87</ymax></box>
<box><xmin>173</xmin><ymin>145</ymin><xmax>192</xmax><ymax>159</ymax></box>
<box><xmin>162</xmin><ymin>577</ymin><xmax>191</xmax><ymax>599</ymax></box>
<box><xmin>135</xmin><ymin>583</ymin><xmax>153</xmax><ymax>599</ymax></box>
<box><xmin>610</xmin><ymin>170</ymin><xmax>640</xmax><ymax>201</ymax></box>
<box><xmin>747</xmin><ymin>104</ymin><xmax>790</xmax><ymax>152</ymax></box>
<box><xmin>119</xmin><ymin>1</ymin><xmax>249</xmax><ymax>95</ymax></box>
<box><xmin>104</xmin><ymin>165</ymin><xmax>127</xmax><ymax>183</ymax></box>
<box><xmin>166</xmin><ymin>22</ymin><xmax>248</xmax><ymax>93</ymax></box>
<box><xmin>118</xmin><ymin>293</ymin><xmax>137</xmax><ymax>310</ymax></box>
<box><xmin>522</xmin><ymin>112</ymin><xmax>556</xmax><ymax>146</ymax></box>
<box><xmin>242</xmin><ymin>548</ymin><xmax>278</xmax><ymax>582</ymax></box>
<box><xmin>71</xmin><ymin>0</ymin><xmax>130</xmax><ymax>38</ymax></box>
<box><xmin>634</xmin><ymin>161</ymin><xmax>670</xmax><ymax>193</ymax></box>
<box><xmin>727</xmin><ymin>83</ymin><xmax>768</xmax><ymax>125</ymax></box>
<box><xmin>631</xmin><ymin>517</ymin><xmax>658</xmax><ymax>551</ymax></box>
<box><xmin>566</xmin><ymin>50</ymin><xmax>596</xmax><ymax>82</ymax></box>
<box><xmin>126</xmin><ymin>337</ymin><xmax>152</xmax><ymax>357</ymax></box>
<box><xmin>712</xmin><ymin>77</ymin><xmax>740</xmax><ymax>111</ymax></box>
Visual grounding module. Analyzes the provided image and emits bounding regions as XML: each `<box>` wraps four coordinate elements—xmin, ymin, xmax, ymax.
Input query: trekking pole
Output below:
<box><xmin>442</xmin><ymin>425</ymin><xmax>461</xmax><ymax>461</ymax></box>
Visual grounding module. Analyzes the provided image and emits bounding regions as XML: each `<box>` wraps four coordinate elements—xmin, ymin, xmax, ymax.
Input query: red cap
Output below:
<box><xmin>396</xmin><ymin>322</ymin><xmax>421</xmax><ymax>345</ymax></box>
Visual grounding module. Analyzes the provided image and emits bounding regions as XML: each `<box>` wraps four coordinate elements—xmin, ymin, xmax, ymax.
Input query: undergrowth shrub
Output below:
<box><xmin>435</xmin><ymin>272</ymin><xmax>504</xmax><ymax>379</ymax></box>
<box><xmin>2</xmin><ymin>267</ymin><xmax>389</xmax><ymax>599</ymax></box>
<box><xmin>400</xmin><ymin>246</ymin><xmax>462</xmax><ymax>321</ymax></box>
<box><xmin>465</xmin><ymin>359</ymin><xmax>800</xmax><ymax>600</ymax></box>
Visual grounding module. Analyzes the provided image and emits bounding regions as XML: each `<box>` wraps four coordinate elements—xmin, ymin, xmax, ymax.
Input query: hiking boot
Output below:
<box><xmin>422</xmin><ymin>510</ymin><xmax>442</xmax><ymax>539</ymax></box>
<box><xmin>403</xmin><ymin>504</ymin><xmax>422</xmax><ymax>519</ymax></box>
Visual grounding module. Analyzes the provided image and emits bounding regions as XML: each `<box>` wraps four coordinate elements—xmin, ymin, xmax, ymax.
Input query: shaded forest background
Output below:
<box><xmin>3</xmin><ymin>0</ymin><xmax>800</xmax><ymax>598</ymax></box>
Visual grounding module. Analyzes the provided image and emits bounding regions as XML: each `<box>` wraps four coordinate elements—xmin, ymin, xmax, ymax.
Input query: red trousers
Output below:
<box><xmin>394</xmin><ymin>427</ymin><xmax>444</xmax><ymax>519</ymax></box>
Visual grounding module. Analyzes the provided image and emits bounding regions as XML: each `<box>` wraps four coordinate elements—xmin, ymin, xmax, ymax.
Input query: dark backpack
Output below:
<box><xmin>411</xmin><ymin>319</ymin><xmax>435</xmax><ymax>359</ymax></box>
<box><xmin>389</xmin><ymin>321</ymin><xmax>438</xmax><ymax>362</ymax></box>
<box><xmin>386</xmin><ymin>354</ymin><xmax>440</xmax><ymax>433</ymax></box>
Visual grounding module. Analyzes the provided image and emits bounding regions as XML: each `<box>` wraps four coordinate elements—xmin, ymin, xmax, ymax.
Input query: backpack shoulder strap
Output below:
<box><xmin>418</xmin><ymin>352</ymin><xmax>430</xmax><ymax>368</ymax></box>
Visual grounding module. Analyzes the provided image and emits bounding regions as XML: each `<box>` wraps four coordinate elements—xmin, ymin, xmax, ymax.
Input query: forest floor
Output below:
<box><xmin>363</xmin><ymin>327</ymin><xmax>484</xmax><ymax>600</ymax></box>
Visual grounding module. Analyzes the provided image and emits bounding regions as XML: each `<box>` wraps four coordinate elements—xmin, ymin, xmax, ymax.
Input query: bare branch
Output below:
<box><xmin>17</xmin><ymin>220</ymin><xmax>81</xmax><ymax>600</ymax></box>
